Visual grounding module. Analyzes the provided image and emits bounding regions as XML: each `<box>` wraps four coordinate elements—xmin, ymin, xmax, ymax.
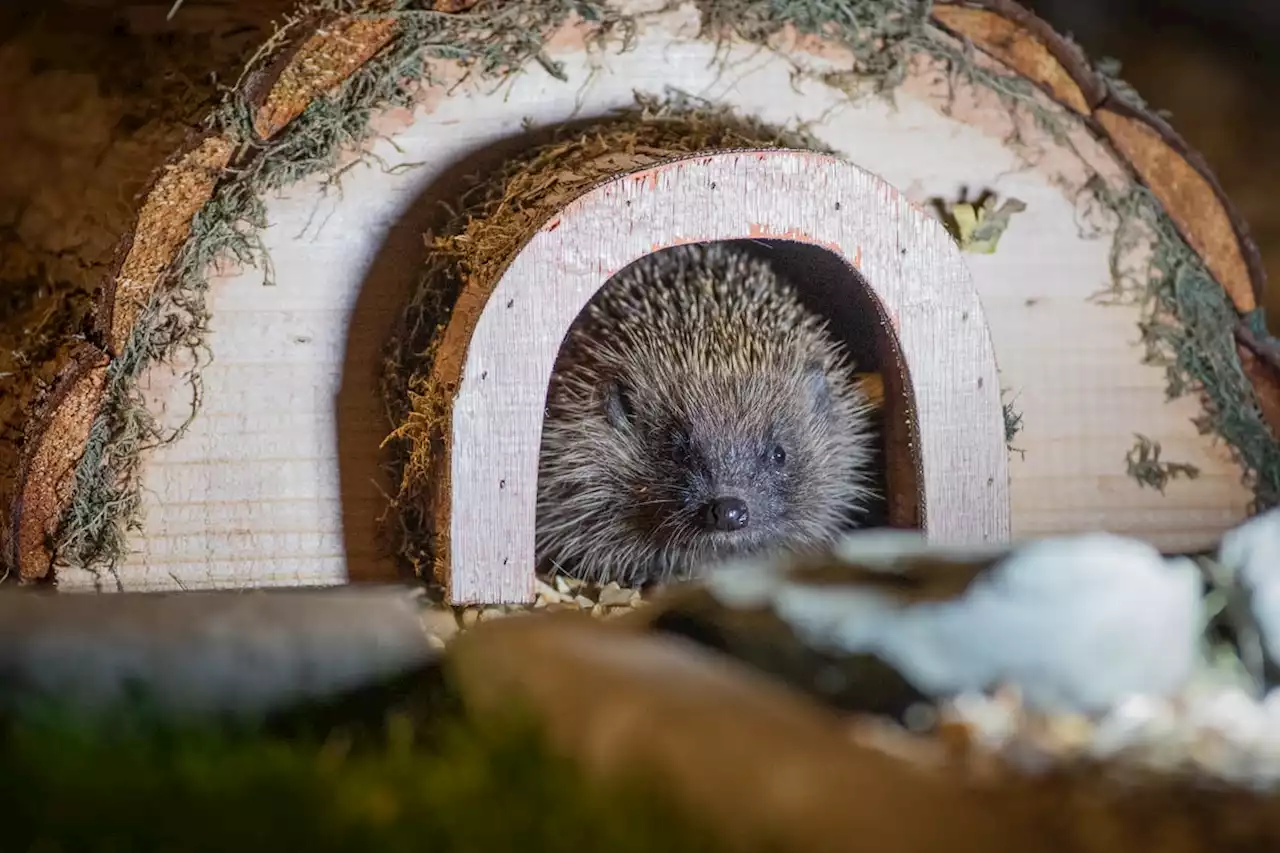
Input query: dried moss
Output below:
<box><xmin>25</xmin><ymin>0</ymin><xmax>1278</xmax><ymax>582</ymax></box>
<box><xmin>379</xmin><ymin>92</ymin><xmax>835</xmax><ymax>580</ymax></box>
<box><xmin>923</xmin><ymin>26</ymin><xmax>1278</xmax><ymax>507</ymax></box>
<box><xmin>1091</xmin><ymin>178</ymin><xmax>1280</xmax><ymax>506</ymax></box>
<box><xmin>376</xmin><ymin>0</ymin><xmax>1275</xmax><ymax>581</ymax></box>
<box><xmin>1125</xmin><ymin>434</ymin><xmax>1201</xmax><ymax>494</ymax></box>
<box><xmin>0</xmin><ymin>0</ymin><xmax>273</xmax><ymax>536</ymax></box>
<box><xmin>690</xmin><ymin>0</ymin><xmax>1279</xmax><ymax>505</ymax></box>
<box><xmin>49</xmin><ymin>0</ymin><xmax>637</xmax><ymax>578</ymax></box>
<box><xmin>693</xmin><ymin>0</ymin><xmax>932</xmax><ymax>97</ymax></box>
<box><xmin>1002</xmin><ymin>395</ymin><xmax>1025</xmax><ymax>448</ymax></box>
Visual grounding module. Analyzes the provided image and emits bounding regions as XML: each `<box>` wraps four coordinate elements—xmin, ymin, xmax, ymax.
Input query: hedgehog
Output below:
<box><xmin>535</xmin><ymin>241</ymin><xmax>878</xmax><ymax>587</ymax></box>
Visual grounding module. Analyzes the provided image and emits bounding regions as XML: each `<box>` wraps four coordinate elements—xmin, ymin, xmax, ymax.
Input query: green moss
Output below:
<box><xmin>0</xmin><ymin>694</ymin><xmax>739</xmax><ymax>853</ymax></box>
<box><xmin>694</xmin><ymin>0</ymin><xmax>931</xmax><ymax>97</ymax></box>
<box><xmin>1094</xmin><ymin>180</ymin><xmax>1279</xmax><ymax>506</ymax></box>
<box><xmin>1125</xmin><ymin>433</ymin><xmax>1201</xmax><ymax>494</ymax></box>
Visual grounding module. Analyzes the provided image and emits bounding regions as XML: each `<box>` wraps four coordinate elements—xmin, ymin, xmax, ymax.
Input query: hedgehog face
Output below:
<box><xmin>596</xmin><ymin>362</ymin><xmax>861</xmax><ymax>566</ymax></box>
<box><xmin>534</xmin><ymin>242</ymin><xmax>877</xmax><ymax>586</ymax></box>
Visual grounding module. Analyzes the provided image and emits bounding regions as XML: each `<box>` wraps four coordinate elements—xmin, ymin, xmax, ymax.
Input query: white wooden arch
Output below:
<box><xmin>432</xmin><ymin>149</ymin><xmax>1011</xmax><ymax>604</ymax></box>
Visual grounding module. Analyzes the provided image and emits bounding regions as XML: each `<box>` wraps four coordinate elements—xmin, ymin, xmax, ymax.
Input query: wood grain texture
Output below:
<box><xmin>1235</xmin><ymin>327</ymin><xmax>1280</xmax><ymax>442</ymax></box>
<box><xmin>95</xmin><ymin>134</ymin><xmax>235</xmax><ymax>355</ymax></box>
<box><xmin>433</xmin><ymin>150</ymin><xmax>1011</xmax><ymax>604</ymax></box>
<box><xmin>929</xmin><ymin>3</ymin><xmax>1100</xmax><ymax>114</ymax></box>
<box><xmin>9</xmin><ymin>345</ymin><xmax>110</xmax><ymax>582</ymax></box>
<box><xmin>74</xmin><ymin>3</ymin><xmax>1254</xmax><ymax>595</ymax></box>
<box><xmin>928</xmin><ymin>0</ymin><xmax>1107</xmax><ymax>109</ymax></box>
<box><xmin>926</xmin><ymin>1</ymin><xmax>1265</xmax><ymax>318</ymax></box>
<box><xmin>250</xmin><ymin>15</ymin><xmax>398</xmax><ymax>141</ymax></box>
<box><xmin>1095</xmin><ymin>102</ymin><xmax>1262</xmax><ymax>315</ymax></box>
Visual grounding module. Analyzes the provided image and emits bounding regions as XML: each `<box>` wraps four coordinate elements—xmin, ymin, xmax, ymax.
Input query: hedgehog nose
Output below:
<box><xmin>703</xmin><ymin>497</ymin><xmax>750</xmax><ymax>532</ymax></box>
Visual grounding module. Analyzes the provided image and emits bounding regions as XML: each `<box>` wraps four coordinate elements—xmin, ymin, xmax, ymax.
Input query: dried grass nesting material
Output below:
<box><xmin>380</xmin><ymin>93</ymin><xmax>833</xmax><ymax>583</ymax></box>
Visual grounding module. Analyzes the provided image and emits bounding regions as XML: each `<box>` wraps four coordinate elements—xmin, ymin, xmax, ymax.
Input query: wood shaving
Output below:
<box><xmin>425</xmin><ymin>574</ymin><xmax>654</xmax><ymax>646</ymax></box>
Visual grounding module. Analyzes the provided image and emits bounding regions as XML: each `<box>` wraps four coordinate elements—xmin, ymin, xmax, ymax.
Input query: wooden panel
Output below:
<box><xmin>65</xmin><ymin>3</ymin><xmax>1254</xmax><ymax>595</ymax></box>
<box><xmin>248</xmin><ymin>15</ymin><xmax>398</xmax><ymax>141</ymax></box>
<box><xmin>95</xmin><ymin>134</ymin><xmax>235</xmax><ymax>355</ymax></box>
<box><xmin>930</xmin><ymin>3</ymin><xmax>1101</xmax><ymax>114</ymax></box>
<box><xmin>8</xmin><ymin>345</ymin><xmax>110</xmax><ymax>582</ymax></box>
<box><xmin>434</xmin><ymin>151</ymin><xmax>1010</xmax><ymax>604</ymax></box>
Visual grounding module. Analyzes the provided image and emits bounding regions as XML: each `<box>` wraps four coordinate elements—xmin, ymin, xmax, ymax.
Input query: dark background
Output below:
<box><xmin>1024</xmin><ymin>0</ymin><xmax>1280</xmax><ymax>323</ymax></box>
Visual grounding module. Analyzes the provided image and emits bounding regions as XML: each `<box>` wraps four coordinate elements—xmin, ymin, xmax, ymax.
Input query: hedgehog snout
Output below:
<box><xmin>701</xmin><ymin>496</ymin><xmax>751</xmax><ymax>533</ymax></box>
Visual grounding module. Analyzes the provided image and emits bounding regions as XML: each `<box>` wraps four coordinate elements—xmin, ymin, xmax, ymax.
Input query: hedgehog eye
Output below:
<box><xmin>770</xmin><ymin>444</ymin><xmax>786</xmax><ymax>467</ymax></box>
<box><xmin>602</xmin><ymin>379</ymin><xmax>634</xmax><ymax>431</ymax></box>
<box><xmin>668</xmin><ymin>427</ymin><xmax>694</xmax><ymax>465</ymax></box>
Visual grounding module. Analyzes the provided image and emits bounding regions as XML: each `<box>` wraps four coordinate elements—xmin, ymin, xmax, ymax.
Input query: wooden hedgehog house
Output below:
<box><xmin>2</xmin><ymin>0</ymin><xmax>1277</xmax><ymax>607</ymax></box>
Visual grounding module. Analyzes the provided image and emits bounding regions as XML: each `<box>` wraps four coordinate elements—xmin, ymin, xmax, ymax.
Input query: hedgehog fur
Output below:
<box><xmin>536</xmin><ymin>242</ymin><xmax>877</xmax><ymax>586</ymax></box>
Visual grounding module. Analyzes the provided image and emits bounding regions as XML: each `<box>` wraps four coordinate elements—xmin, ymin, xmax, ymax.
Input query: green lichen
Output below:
<box><xmin>1095</xmin><ymin>180</ymin><xmax>1279</xmax><ymax>506</ymax></box>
